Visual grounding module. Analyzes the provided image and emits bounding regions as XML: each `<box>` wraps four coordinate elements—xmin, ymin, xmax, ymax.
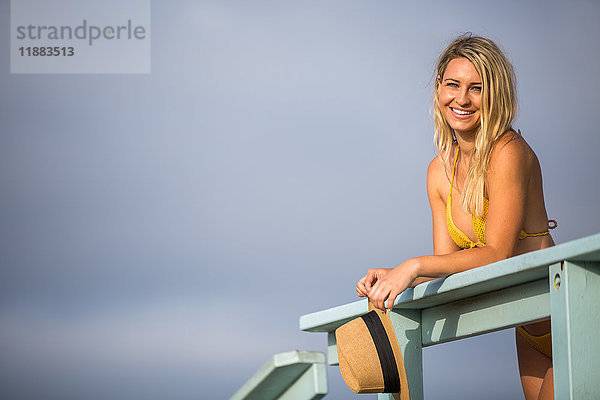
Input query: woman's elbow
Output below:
<box><xmin>484</xmin><ymin>243</ymin><xmax>516</xmax><ymax>262</ymax></box>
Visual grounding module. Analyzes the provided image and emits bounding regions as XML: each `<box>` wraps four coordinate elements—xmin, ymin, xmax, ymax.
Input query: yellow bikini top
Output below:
<box><xmin>446</xmin><ymin>147</ymin><xmax>557</xmax><ymax>249</ymax></box>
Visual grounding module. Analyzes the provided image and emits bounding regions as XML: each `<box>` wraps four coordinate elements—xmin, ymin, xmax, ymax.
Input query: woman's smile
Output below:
<box><xmin>450</xmin><ymin>107</ymin><xmax>476</xmax><ymax>118</ymax></box>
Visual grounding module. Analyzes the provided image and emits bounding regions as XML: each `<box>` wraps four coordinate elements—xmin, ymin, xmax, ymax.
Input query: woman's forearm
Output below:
<box><xmin>367</xmin><ymin>244</ymin><xmax>513</xmax><ymax>311</ymax></box>
<box><xmin>409</xmin><ymin>276</ymin><xmax>437</xmax><ymax>287</ymax></box>
<box><xmin>413</xmin><ymin>245</ymin><xmax>510</xmax><ymax>280</ymax></box>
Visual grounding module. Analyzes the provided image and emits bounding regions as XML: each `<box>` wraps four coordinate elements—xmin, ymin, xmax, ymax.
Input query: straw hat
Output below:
<box><xmin>335</xmin><ymin>306</ymin><xmax>410</xmax><ymax>399</ymax></box>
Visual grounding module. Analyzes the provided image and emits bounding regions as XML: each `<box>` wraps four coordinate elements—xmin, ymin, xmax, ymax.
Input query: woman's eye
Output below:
<box><xmin>471</xmin><ymin>86</ymin><xmax>482</xmax><ymax>92</ymax></box>
<box><xmin>446</xmin><ymin>83</ymin><xmax>458</xmax><ymax>88</ymax></box>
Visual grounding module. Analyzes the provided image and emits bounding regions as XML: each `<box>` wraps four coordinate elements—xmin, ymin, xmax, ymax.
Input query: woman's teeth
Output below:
<box><xmin>451</xmin><ymin>108</ymin><xmax>475</xmax><ymax>115</ymax></box>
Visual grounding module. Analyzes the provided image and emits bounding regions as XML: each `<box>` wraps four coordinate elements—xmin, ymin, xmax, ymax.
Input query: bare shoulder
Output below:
<box><xmin>427</xmin><ymin>151</ymin><xmax>452</xmax><ymax>200</ymax></box>
<box><xmin>489</xmin><ymin>130</ymin><xmax>537</xmax><ymax>172</ymax></box>
<box><xmin>427</xmin><ymin>154</ymin><xmax>446</xmax><ymax>181</ymax></box>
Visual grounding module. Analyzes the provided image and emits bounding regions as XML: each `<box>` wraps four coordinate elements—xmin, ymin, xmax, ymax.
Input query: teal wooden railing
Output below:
<box><xmin>230</xmin><ymin>350</ymin><xmax>328</xmax><ymax>400</ymax></box>
<box><xmin>300</xmin><ymin>233</ymin><xmax>600</xmax><ymax>399</ymax></box>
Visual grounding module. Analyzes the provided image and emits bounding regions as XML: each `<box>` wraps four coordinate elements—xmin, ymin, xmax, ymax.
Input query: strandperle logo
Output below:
<box><xmin>11</xmin><ymin>0</ymin><xmax>151</xmax><ymax>74</ymax></box>
<box><xmin>15</xmin><ymin>19</ymin><xmax>147</xmax><ymax>46</ymax></box>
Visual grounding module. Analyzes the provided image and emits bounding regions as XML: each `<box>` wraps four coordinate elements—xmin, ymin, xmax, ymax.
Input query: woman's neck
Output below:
<box><xmin>455</xmin><ymin>130</ymin><xmax>476</xmax><ymax>156</ymax></box>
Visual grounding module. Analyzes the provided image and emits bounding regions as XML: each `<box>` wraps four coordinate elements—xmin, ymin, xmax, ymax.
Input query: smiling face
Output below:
<box><xmin>437</xmin><ymin>57</ymin><xmax>482</xmax><ymax>138</ymax></box>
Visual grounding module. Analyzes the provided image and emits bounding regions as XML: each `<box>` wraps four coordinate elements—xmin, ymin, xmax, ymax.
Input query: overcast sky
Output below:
<box><xmin>1</xmin><ymin>1</ymin><xmax>599</xmax><ymax>399</ymax></box>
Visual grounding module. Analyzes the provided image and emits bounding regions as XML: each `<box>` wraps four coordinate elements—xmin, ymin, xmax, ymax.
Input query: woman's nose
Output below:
<box><xmin>456</xmin><ymin>88</ymin><xmax>470</xmax><ymax>106</ymax></box>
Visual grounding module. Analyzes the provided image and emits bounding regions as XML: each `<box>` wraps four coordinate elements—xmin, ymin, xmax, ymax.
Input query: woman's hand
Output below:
<box><xmin>356</xmin><ymin>268</ymin><xmax>392</xmax><ymax>298</ymax></box>
<box><xmin>368</xmin><ymin>258</ymin><xmax>420</xmax><ymax>312</ymax></box>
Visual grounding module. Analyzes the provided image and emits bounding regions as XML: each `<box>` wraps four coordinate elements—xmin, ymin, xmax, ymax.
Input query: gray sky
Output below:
<box><xmin>1</xmin><ymin>1</ymin><xmax>599</xmax><ymax>399</ymax></box>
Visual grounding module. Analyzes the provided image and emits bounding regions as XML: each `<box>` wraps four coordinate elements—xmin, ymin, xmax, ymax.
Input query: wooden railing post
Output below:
<box><xmin>378</xmin><ymin>309</ymin><xmax>423</xmax><ymax>400</ymax></box>
<box><xmin>550</xmin><ymin>260</ymin><xmax>600</xmax><ymax>399</ymax></box>
<box><xmin>229</xmin><ymin>351</ymin><xmax>327</xmax><ymax>400</ymax></box>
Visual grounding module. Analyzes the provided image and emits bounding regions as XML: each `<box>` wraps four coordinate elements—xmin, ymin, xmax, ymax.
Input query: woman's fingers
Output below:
<box><xmin>369</xmin><ymin>281</ymin><xmax>389</xmax><ymax>311</ymax></box>
<box><xmin>364</xmin><ymin>265</ymin><xmax>412</xmax><ymax>311</ymax></box>
<box><xmin>356</xmin><ymin>274</ymin><xmax>371</xmax><ymax>297</ymax></box>
<box><xmin>359</xmin><ymin>268</ymin><xmax>394</xmax><ymax>303</ymax></box>
<box><xmin>387</xmin><ymin>290</ymin><xmax>400</xmax><ymax>312</ymax></box>
<box><xmin>364</xmin><ymin>271</ymin><xmax>374</xmax><ymax>292</ymax></box>
<box><xmin>356</xmin><ymin>281</ymin><xmax>367</xmax><ymax>297</ymax></box>
<box><xmin>357</xmin><ymin>269</ymin><xmax>381</xmax><ymax>297</ymax></box>
<box><xmin>370</xmin><ymin>280</ymin><xmax>379</xmax><ymax>295</ymax></box>
<box><xmin>364</xmin><ymin>269</ymin><xmax>380</xmax><ymax>292</ymax></box>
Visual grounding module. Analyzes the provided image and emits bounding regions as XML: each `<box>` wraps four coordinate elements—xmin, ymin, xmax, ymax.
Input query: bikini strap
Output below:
<box><xmin>449</xmin><ymin>146</ymin><xmax>460</xmax><ymax>195</ymax></box>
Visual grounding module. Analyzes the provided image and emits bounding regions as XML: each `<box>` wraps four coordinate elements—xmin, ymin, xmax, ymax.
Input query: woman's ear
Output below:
<box><xmin>436</xmin><ymin>74</ymin><xmax>442</xmax><ymax>95</ymax></box>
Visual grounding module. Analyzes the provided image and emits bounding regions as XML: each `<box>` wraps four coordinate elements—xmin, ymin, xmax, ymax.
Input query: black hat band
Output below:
<box><xmin>360</xmin><ymin>311</ymin><xmax>401</xmax><ymax>393</ymax></box>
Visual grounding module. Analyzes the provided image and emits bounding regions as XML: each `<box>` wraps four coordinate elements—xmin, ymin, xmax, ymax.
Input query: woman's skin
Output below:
<box><xmin>356</xmin><ymin>58</ymin><xmax>554</xmax><ymax>400</ymax></box>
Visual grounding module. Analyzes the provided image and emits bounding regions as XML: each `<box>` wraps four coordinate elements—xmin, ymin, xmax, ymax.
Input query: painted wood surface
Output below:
<box><xmin>230</xmin><ymin>351</ymin><xmax>327</xmax><ymax>400</ymax></box>
<box><xmin>550</xmin><ymin>260</ymin><xmax>600</xmax><ymax>399</ymax></box>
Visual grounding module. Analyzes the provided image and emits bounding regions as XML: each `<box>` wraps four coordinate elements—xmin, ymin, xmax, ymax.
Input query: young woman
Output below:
<box><xmin>355</xmin><ymin>35</ymin><xmax>556</xmax><ymax>400</ymax></box>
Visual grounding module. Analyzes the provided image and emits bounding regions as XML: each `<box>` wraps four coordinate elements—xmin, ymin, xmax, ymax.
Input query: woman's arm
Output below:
<box><xmin>428</xmin><ymin>155</ymin><xmax>462</xmax><ymax>256</ymax></box>
<box><xmin>410</xmin><ymin>156</ymin><xmax>461</xmax><ymax>287</ymax></box>
<box><xmin>368</xmin><ymin>138</ymin><xmax>531</xmax><ymax>311</ymax></box>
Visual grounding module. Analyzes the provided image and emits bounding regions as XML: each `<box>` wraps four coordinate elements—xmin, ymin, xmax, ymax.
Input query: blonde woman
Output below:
<box><xmin>356</xmin><ymin>34</ymin><xmax>556</xmax><ymax>400</ymax></box>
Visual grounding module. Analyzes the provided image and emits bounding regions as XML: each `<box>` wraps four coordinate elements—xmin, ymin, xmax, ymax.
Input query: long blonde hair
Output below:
<box><xmin>432</xmin><ymin>34</ymin><xmax>517</xmax><ymax>216</ymax></box>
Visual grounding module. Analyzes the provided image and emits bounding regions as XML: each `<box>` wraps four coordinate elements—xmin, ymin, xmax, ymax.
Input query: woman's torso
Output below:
<box><xmin>442</xmin><ymin>133</ymin><xmax>554</xmax><ymax>334</ymax></box>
